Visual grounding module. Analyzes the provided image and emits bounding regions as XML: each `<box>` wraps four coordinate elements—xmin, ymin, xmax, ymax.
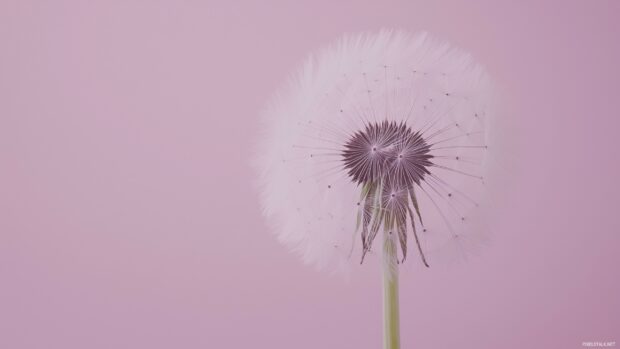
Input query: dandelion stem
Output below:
<box><xmin>383</xmin><ymin>232</ymin><xmax>400</xmax><ymax>349</ymax></box>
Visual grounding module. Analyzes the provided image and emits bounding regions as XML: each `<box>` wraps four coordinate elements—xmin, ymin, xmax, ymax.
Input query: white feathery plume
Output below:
<box><xmin>256</xmin><ymin>30</ymin><xmax>494</xmax><ymax>273</ymax></box>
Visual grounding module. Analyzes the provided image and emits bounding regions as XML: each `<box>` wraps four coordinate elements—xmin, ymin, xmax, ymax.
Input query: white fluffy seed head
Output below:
<box><xmin>255</xmin><ymin>30</ymin><xmax>495</xmax><ymax>274</ymax></box>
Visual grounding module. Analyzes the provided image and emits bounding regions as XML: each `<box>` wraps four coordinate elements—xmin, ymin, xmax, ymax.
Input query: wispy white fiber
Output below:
<box><xmin>255</xmin><ymin>30</ymin><xmax>495</xmax><ymax>273</ymax></box>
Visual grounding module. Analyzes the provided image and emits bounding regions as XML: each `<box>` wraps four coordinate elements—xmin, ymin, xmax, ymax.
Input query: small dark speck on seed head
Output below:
<box><xmin>328</xmin><ymin>185</ymin><xmax>331</xmax><ymax>189</ymax></box>
<box><xmin>448</xmin><ymin>193</ymin><xmax>452</xmax><ymax>197</ymax></box>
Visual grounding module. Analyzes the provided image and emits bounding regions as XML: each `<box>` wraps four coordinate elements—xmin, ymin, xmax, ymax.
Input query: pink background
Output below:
<box><xmin>1</xmin><ymin>1</ymin><xmax>618</xmax><ymax>348</ymax></box>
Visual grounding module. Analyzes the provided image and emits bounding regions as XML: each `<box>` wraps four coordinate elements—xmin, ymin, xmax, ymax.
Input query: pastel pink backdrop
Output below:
<box><xmin>1</xmin><ymin>1</ymin><xmax>618</xmax><ymax>348</ymax></box>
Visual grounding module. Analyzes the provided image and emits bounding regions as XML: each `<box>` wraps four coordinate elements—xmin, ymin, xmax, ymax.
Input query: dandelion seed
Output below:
<box><xmin>255</xmin><ymin>30</ymin><xmax>494</xmax><ymax>349</ymax></box>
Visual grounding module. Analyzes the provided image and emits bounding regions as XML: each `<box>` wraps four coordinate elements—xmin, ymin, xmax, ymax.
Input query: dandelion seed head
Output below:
<box><xmin>255</xmin><ymin>30</ymin><xmax>495</xmax><ymax>273</ymax></box>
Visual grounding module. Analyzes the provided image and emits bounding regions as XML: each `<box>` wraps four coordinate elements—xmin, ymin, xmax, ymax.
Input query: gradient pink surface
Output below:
<box><xmin>1</xmin><ymin>1</ymin><xmax>618</xmax><ymax>348</ymax></box>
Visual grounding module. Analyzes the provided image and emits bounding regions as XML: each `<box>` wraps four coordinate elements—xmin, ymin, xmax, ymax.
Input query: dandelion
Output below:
<box><xmin>255</xmin><ymin>30</ymin><xmax>494</xmax><ymax>349</ymax></box>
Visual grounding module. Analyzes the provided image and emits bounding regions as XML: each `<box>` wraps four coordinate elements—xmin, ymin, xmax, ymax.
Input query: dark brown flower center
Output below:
<box><xmin>342</xmin><ymin>120</ymin><xmax>433</xmax><ymax>186</ymax></box>
<box><xmin>341</xmin><ymin>121</ymin><xmax>433</xmax><ymax>267</ymax></box>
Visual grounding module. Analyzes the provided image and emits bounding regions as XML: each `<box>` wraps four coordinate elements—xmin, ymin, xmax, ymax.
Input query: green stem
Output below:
<box><xmin>383</xmin><ymin>233</ymin><xmax>400</xmax><ymax>349</ymax></box>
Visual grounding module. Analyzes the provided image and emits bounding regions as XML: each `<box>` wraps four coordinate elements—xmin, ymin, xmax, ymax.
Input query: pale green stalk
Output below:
<box><xmin>383</xmin><ymin>233</ymin><xmax>400</xmax><ymax>349</ymax></box>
